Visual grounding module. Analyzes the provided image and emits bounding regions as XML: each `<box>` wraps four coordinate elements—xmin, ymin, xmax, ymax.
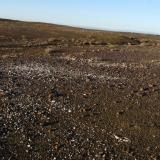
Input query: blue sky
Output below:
<box><xmin>0</xmin><ymin>0</ymin><xmax>160</xmax><ymax>34</ymax></box>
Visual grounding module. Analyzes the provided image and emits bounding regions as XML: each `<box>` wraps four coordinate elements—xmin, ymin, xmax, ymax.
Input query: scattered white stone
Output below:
<box><xmin>27</xmin><ymin>144</ymin><xmax>31</xmax><ymax>148</ymax></box>
<box><xmin>113</xmin><ymin>134</ymin><xmax>131</xmax><ymax>143</ymax></box>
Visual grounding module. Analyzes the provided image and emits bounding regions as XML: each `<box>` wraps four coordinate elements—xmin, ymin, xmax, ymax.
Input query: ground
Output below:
<box><xmin>1</xmin><ymin>19</ymin><xmax>160</xmax><ymax>159</ymax></box>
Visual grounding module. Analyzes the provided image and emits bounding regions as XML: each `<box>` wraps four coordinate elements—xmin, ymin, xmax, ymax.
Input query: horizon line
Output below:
<box><xmin>1</xmin><ymin>17</ymin><xmax>160</xmax><ymax>36</ymax></box>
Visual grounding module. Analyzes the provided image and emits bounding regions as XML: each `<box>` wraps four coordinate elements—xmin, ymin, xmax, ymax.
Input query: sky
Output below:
<box><xmin>0</xmin><ymin>0</ymin><xmax>160</xmax><ymax>34</ymax></box>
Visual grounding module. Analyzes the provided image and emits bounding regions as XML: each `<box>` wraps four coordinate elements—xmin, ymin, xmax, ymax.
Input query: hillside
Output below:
<box><xmin>1</xmin><ymin>18</ymin><xmax>160</xmax><ymax>159</ymax></box>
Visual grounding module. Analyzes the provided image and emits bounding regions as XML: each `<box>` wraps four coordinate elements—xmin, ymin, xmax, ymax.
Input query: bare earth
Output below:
<box><xmin>1</xmin><ymin>19</ymin><xmax>160</xmax><ymax>159</ymax></box>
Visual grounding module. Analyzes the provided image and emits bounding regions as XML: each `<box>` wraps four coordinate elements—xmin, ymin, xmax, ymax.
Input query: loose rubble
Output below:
<box><xmin>1</xmin><ymin>19</ymin><xmax>160</xmax><ymax>159</ymax></box>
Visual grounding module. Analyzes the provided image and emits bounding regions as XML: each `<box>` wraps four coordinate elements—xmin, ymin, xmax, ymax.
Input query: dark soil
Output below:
<box><xmin>1</xmin><ymin>18</ymin><xmax>160</xmax><ymax>159</ymax></box>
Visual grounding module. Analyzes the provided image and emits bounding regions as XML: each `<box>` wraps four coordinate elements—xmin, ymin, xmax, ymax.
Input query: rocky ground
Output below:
<box><xmin>1</xmin><ymin>19</ymin><xmax>160</xmax><ymax>159</ymax></box>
